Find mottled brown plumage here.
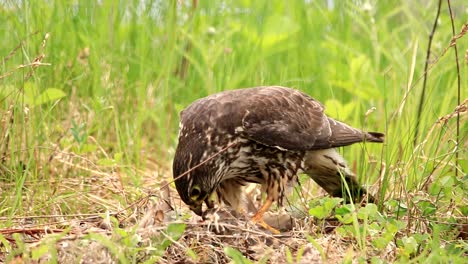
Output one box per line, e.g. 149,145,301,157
173,86,384,230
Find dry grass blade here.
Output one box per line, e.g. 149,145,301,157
1,31,39,64
0,32,50,81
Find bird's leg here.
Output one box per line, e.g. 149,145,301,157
251,197,280,234
251,197,272,222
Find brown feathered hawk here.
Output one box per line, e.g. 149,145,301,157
173,86,384,232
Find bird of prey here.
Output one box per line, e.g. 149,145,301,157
173,86,384,232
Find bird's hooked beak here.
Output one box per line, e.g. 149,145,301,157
189,191,217,217
204,191,218,209
189,203,203,216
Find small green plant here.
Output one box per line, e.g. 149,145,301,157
70,120,88,150
225,247,254,264
23,82,66,107
308,197,343,219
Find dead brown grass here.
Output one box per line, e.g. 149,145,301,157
0,159,396,264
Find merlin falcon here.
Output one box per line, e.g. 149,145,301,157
173,86,384,232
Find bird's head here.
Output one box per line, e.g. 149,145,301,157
173,167,218,217
172,125,220,217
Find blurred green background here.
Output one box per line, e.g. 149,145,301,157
0,0,466,262
0,0,466,220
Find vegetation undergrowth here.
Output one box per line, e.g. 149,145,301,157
0,0,466,263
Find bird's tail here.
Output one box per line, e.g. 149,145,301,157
365,132,385,143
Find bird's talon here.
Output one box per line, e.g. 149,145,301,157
252,218,281,234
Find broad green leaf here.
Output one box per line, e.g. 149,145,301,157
400,236,418,255
357,203,379,220
166,223,186,240
309,205,327,219
161,223,186,250
335,205,352,216
372,237,390,250
23,83,66,106
336,213,353,224
323,197,343,212
35,88,66,106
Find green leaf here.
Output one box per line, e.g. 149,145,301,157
161,223,186,250
412,233,429,243
186,248,199,261
400,236,418,255
335,203,354,224
417,200,436,216
461,205,468,216
35,88,66,106
357,203,379,220
31,244,50,260
309,205,327,219
23,82,66,106
335,205,352,216
167,223,186,239
224,247,252,264
386,199,407,216
387,218,407,232
76,143,97,153
323,197,342,212
372,237,390,250
336,213,353,224
309,197,342,219
370,256,386,264
114,152,124,163
97,158,117,166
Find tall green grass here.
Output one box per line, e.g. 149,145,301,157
0,0,466,262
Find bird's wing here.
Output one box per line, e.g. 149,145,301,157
236,87,329,151
180,86,384,151
238,87,383,150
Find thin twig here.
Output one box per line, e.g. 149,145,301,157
446,0,461,179
160,141,238,189
414,0,442,146
0,213,113,221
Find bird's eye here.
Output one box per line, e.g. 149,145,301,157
190,185,201,201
